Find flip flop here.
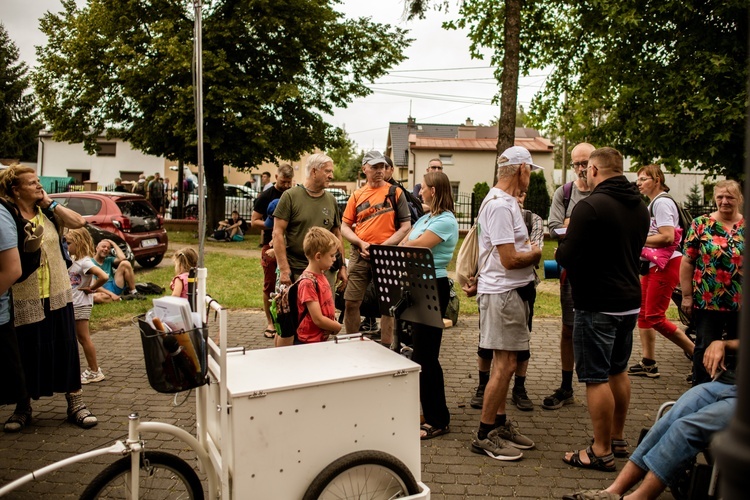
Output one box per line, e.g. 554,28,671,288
263,329,276,339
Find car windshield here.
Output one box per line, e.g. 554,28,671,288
116,200,159,233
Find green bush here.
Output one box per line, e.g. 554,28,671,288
472,182,490,215
525,171,551,219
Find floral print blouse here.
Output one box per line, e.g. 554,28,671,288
683,214,744,311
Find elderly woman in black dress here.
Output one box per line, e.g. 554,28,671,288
1,165,97,431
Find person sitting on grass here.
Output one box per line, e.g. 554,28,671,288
217,210,248,241
92,239,144,303
277,227,342,347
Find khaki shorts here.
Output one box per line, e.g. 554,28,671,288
478,291,530,351
343,248,371,302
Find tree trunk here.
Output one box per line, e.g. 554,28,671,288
204,147,225,235
494,0,522,185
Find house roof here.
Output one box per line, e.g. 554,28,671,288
409,135,553,153
387,122,459,166
386,121,552,166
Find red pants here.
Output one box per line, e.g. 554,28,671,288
638,256,681,336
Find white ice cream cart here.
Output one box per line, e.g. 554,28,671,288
198,316,430,499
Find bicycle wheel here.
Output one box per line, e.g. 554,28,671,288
303,450,420,500
80,451,204,500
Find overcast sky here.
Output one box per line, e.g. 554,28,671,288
2,0,547,153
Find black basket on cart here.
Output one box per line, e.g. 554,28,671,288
136,315,209,393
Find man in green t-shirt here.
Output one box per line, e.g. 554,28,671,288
272,154,347,293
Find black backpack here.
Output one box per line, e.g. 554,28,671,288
0,198,42,283
271,274,318,340
387,181,424,227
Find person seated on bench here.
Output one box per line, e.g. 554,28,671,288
563,338,738,500
92,240,143,303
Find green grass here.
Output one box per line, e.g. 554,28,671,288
91,233,566,331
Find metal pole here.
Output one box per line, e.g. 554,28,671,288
194,0,205,268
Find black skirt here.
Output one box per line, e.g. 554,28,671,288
15,300,81,400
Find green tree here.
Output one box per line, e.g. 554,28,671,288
685,183,703,214
328,130,362,182
528,1,747,179
0,23,42,162
34,0,410,230
472,181,490,217
524,171,550,219
408,0,563,185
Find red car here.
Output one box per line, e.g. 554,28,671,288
50,192,168,268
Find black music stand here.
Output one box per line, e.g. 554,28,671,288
369,245,444,332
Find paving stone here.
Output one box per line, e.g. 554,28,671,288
0,312,686,498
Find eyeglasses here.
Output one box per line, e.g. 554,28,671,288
583,164,598,174
571,160,588,168
428,165,443,171
636,177,652,183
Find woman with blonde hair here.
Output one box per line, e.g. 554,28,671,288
0,165,98,432
681,179,744,385
629,164,694,380
401,171,458,440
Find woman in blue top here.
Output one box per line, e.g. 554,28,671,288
401,171,459,440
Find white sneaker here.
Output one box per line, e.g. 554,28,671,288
81,368,105,385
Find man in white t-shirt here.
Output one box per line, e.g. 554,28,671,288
464,146,542,461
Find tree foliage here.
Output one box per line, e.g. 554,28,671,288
328,130,362,181
408,0,565,185
528,0,748,179
524,171,550,219
34,0,410,229
0,23,42,162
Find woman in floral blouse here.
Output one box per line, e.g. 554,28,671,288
680,180,744,385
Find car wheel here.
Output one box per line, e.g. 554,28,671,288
136,254,164,268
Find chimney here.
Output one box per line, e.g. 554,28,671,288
457,117,477,139
407,116,416,128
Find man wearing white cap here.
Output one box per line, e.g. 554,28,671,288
341,150,411,346
466,145,542,461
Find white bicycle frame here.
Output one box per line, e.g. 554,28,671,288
0,268,222,500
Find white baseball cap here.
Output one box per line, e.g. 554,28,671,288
496,146,543,171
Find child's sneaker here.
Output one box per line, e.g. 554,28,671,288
81,368,105,385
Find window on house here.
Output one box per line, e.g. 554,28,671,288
120,172,142,183
96,142,117,157
67,170,91,184
439,154,453,165
451,182,460,199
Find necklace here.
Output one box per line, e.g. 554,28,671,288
303,185,324,195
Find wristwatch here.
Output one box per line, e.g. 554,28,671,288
47,200,59,211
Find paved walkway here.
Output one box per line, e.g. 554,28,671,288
0,311,690,499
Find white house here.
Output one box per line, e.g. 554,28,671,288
37,131,166,186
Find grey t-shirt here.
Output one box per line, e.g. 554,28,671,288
0,205,17,324
547,181,591,239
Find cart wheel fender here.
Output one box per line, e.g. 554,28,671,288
303,449,419,500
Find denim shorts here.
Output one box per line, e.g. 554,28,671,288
573,310,636,383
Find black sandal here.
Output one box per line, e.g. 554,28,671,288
562,446,616,472
3,408,32,433
420,424,450,440
263,329,276,339
611,439,629,458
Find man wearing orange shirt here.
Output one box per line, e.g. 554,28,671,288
341,150,411,346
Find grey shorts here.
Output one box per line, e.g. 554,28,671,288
478,291,530,352
74,304,93,321
560,277,574,327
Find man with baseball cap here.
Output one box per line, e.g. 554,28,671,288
341,150,411,346
464,145,542,461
